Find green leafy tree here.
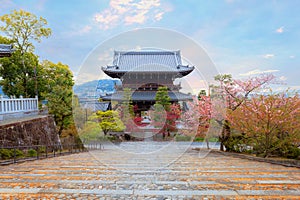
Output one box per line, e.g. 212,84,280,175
79,121,103,143
0,50,39,97
119,88,134,132
96,110,125,135
40,60,74,136
0,35,12,44
73,95,93,130
153,86,172,137
155,86,171,111
0,9,51,54
0,9,51,97
198,89,207,100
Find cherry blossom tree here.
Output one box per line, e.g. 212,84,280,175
228,93,300,158
181,98,201,137
166,103,181,134
181,94,225,148
213,73,276,151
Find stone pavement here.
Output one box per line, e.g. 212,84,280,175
0,142,299,199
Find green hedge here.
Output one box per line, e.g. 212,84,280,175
27,149,37,157
175,135,192,141
0,149,12,159
193,137,219,142
0,149,24,159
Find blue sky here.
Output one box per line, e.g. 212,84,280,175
1,0,299,92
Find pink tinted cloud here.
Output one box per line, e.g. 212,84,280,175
94,0,167,30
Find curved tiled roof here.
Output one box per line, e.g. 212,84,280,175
0,44,14,57
102,50,194,78
113,50,182,70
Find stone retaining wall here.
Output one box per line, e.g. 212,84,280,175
0,115,60,147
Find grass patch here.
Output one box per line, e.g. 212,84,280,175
175,135,192,141
193,137,219,142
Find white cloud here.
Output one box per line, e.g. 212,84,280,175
271,85,300,93
65,25,92,36
78,25,92,35
94,9,119,30
276,26,284,33
239,69,279,76
154,12,164,21
93,0,167,30
279,76,287,81
263,54,274,59
134,45,142,50
124,10,148,24
289,55,295,59
98,52,112,62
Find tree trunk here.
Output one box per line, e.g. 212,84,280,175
205,138,210,149
219,120,231,151
220,141,224,151
57,115,66,136
57,123,64,136
22,56,28,97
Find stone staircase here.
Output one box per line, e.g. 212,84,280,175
0,142,299,199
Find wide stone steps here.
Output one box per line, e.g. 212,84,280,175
0,142,299,199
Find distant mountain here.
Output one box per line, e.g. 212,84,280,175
73,79,121,98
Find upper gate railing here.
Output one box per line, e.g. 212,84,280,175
0,96,38,114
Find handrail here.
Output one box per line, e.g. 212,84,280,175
0,96,38,114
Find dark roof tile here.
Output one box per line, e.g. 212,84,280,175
0,44,14,57
103,50,194,74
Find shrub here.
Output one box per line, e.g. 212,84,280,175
0,149,25,159
289,147,300,159
0,149,13,159
194,137,219,142
106,135,123,143
194,137,204,142
175,135,192,141
281,145,300,159
38,146,46,153
14,149,24,158
27,149,37,157
208,138,219,142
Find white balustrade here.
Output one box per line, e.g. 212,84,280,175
0,96,38,114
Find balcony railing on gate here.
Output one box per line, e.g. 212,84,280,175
0,96,38,114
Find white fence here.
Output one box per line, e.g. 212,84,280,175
0,96,39,114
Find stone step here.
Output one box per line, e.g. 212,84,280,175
0,142,299,199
